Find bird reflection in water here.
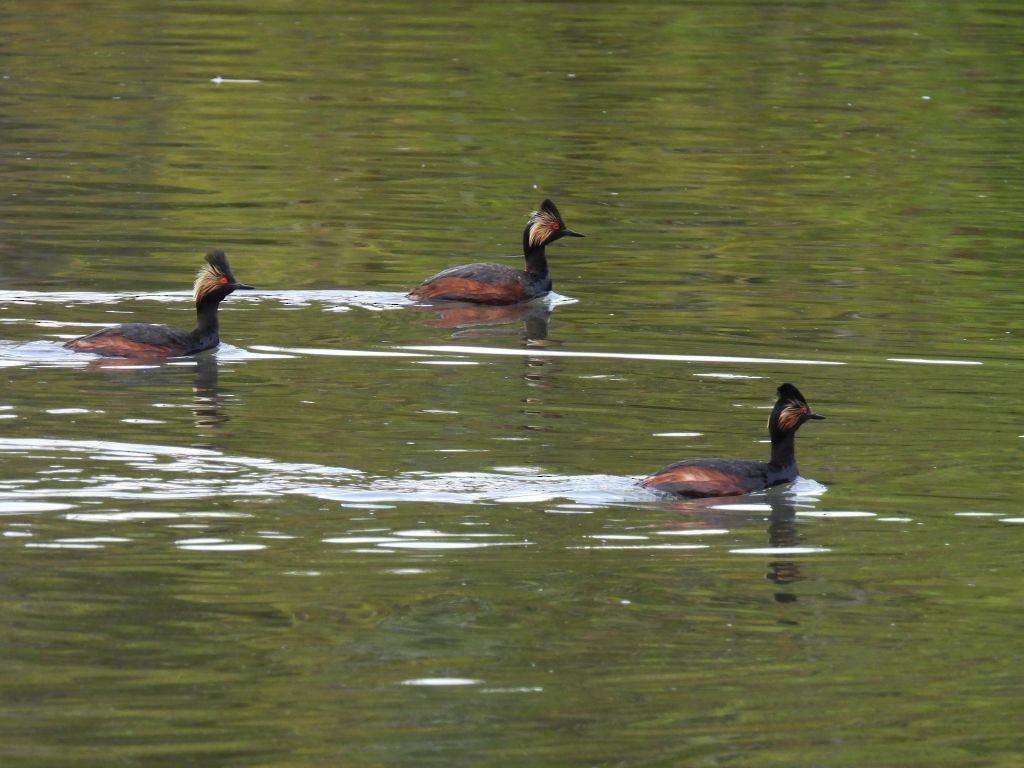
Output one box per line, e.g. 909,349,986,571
414,298,560,432
763,495,802,602
88,352,231,440
652,490,813,603
190,352,229,432
411,296,552,346
413,297,552,343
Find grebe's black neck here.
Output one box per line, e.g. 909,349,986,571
188,295,225,349
522,228,549,279
769,428,798,472
194,295,224,332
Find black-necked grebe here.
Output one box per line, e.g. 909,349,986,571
641,384,824,498
408,198,583,304
64,250,253,358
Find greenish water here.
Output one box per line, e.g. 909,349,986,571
2,2,1023,766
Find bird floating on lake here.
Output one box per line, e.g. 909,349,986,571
64,250,253,358
408,198,583,305
641,383,824,499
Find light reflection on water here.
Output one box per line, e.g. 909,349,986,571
0,435,666,504
0,291,1002,374
0,289,573,362
1,289,1017,576
0,293,1015,570
0,434,841,555
0,289,413,309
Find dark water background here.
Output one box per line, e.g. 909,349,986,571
2,2,1023,766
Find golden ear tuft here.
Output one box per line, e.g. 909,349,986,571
193,262,225,302
776,403,807,432
528,206,562,248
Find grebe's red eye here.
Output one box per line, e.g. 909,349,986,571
218,276,229,284
551,222,561,230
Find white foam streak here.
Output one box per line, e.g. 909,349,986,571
400,345,844,366
888,357,982,366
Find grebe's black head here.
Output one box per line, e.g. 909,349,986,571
768,383,824,439
194,250,254,305
524,199,584,251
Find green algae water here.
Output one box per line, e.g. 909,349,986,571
2,2,1023,766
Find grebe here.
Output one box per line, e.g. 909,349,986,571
641,383,824,498
64,250,253,358
408,198,583,304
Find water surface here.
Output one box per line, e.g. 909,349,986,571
2,2,1023,766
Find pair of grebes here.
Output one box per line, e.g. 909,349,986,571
64,199,824,500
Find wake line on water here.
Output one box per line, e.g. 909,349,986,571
0,436,826,507
0,289,413,309
0,436,642,505
1,291,988,367
400,344,845,366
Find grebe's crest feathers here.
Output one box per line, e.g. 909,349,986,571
194,249,238,303
539,198,561,219
527,199,567,248
777,383,809,408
